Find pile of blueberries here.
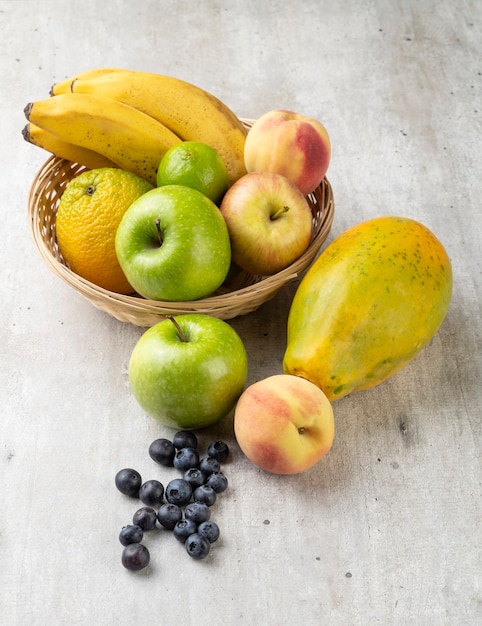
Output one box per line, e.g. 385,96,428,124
115,430,229,571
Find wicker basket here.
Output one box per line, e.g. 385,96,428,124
27,121,334,326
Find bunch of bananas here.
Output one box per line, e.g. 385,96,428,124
23,68,248,186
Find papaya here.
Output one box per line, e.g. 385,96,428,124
283,216,452,401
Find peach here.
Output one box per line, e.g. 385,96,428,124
244,109,331,196
233,374,335,475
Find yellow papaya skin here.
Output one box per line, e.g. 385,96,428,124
283,216,452,401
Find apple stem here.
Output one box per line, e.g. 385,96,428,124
167,315,187,342
155,218,163,246
271,205,290,220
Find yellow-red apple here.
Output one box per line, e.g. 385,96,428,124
233,374,335,474
244,109,331,196
219,171,313,276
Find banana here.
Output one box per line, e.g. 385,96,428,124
69,69,248,185
24,93,181,184
50,68,118,96
22,122,118,170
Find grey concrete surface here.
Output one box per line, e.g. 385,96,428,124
2,1,481,624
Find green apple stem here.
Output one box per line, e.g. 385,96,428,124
167,315,187,342
155,218,163,246
271,206,290,220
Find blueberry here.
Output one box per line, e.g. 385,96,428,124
138,479,164,507
197,520,220,544
115,468,142,497
173,447,199,471
121,543,150,571
119,524,144,546
173,430,198,450
184,501,211,525
165,478,193,507
173,519,198,543
183,467,205,490
199,456,220,476
206,471,228,494
149,438,175,467
157,503,182,530
207,440,230,462
132,506,158,531
193,484,217,507
185,533,211,560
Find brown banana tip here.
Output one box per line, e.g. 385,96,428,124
70,79,76,92
24,102,33,119
49,84,55,96
21,124,30,141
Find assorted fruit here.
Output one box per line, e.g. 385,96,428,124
24,68,331,300
115,431,230,569
24,69,453,571
26,68,247,185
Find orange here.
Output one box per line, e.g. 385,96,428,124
156,141,230,204
56,168,153,293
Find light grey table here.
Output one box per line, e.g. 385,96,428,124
2,1,480,624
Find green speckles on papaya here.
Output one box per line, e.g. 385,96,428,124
333,384,346,396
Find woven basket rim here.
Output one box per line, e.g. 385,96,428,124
27,119,335,323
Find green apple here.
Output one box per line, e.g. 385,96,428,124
128,314,248,429
115,185,231,301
